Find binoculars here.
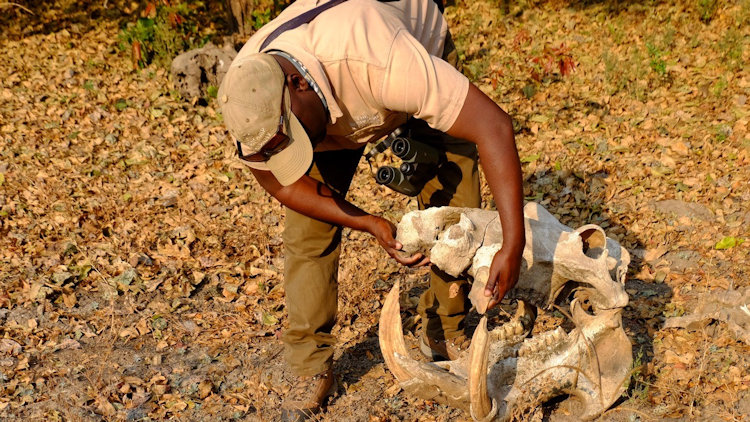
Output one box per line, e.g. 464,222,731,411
374,130,442,196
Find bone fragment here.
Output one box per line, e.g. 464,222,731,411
395,353,470,410
664,286,750,345
431,213,482,277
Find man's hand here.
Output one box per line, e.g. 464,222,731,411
250,169,429,267
366,216,430,267
484,247,522,310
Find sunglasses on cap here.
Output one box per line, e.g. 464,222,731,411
236,87,291,163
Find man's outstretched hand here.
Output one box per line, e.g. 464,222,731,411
366,215,430,267
484,247,523,310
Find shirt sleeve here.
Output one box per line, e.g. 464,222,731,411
379,29,470,132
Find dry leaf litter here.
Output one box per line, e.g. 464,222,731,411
0,0,748,420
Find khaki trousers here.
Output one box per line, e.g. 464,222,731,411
282,124,479,376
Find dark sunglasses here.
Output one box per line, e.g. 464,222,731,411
236,88,291,163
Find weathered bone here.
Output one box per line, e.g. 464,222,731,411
380,288,632,420
380,203,633,420
397,202,630,312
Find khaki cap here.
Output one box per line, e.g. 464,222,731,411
218,53,313,186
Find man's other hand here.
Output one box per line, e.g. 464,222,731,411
367,216,430,267
484,247,522,310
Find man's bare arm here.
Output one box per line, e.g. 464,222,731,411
446,83,526,309
249,168,429,266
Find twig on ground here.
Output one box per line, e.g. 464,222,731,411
0,2,34,14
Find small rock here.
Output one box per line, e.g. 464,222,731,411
56,338,82,351
115,268,138,288
650,199,714,221
171,42,237,100
137,253,153,266
126,408,148,422
51,271,73,285
0,339,22,356
663,250,700,273
161,189,179,207
181,320,199,334
261,213,279,225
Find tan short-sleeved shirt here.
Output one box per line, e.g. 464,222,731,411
235,0,470,151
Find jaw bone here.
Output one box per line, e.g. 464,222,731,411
484,300,632,420
380,283,632,421
382,202,633,420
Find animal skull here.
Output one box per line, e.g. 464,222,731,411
379,203,633,420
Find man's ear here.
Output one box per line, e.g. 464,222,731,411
286,73,310,92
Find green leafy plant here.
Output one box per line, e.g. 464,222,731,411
715,236,744,250
118,1,210,69
697,0,719,23
252,8,273,30
625,348,649,401
711,76,728,96
646,42,667,76
718,28,744,71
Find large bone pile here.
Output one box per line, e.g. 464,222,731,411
379,202,633,421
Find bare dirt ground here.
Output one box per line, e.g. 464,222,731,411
1,0,748,421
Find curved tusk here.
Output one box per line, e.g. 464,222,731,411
378,281,412,382
469,317,495,421
379,282,472,409
471,398,498,422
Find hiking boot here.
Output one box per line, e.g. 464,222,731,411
280,368,338,422
419,331,471,361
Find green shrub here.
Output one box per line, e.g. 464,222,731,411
697,0,718,23
118,1,211,69
646,42,667,76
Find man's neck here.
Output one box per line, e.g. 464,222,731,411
269,50,329,120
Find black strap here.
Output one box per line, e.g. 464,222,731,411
259,0,445,51
259,0,348,51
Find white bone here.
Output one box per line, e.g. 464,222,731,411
381,203,633,420
396,202,630,312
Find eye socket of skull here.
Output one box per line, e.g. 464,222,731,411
579,227,607,259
